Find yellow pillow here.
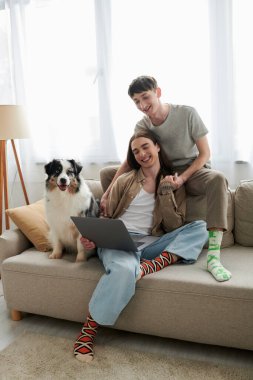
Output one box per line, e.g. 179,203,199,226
6,199,52,252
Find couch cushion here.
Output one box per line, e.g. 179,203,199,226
234,180,253,246
2,246,253,350
3,246,251,301
6,200,51,252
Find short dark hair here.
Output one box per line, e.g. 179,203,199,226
128,76,158,98
127,127,172,196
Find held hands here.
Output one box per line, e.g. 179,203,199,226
80,236,96,250
161,173,184,190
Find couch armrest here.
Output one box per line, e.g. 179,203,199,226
0,229,32,274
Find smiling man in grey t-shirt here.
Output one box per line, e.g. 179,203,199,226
135,104,211,169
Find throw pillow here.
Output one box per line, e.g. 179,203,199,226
234,180,253,246
6,199,51,252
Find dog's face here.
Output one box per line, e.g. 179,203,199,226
44,159,82,192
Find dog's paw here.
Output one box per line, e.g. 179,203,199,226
49,252,62,259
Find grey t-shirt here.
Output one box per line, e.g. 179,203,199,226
135,104,210,168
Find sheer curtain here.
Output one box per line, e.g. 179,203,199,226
208,0,236,164
1,0,119,165
1,0,253,183
110,0,253,178
232,0,253,163
110,0,211,161
208,0,253,184
208,0,253,163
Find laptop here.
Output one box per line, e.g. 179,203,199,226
71,216,159,252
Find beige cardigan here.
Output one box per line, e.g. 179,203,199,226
107,169,186,236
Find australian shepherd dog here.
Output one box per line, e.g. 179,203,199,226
44,159,99,262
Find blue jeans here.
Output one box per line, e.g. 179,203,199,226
89,220,207,325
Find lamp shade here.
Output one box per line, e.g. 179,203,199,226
0,105,30,140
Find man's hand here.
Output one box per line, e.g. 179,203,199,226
162,173,184,190
80,237,96,250
100,192,109,217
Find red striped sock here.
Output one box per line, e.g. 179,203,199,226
140,251,175,278
74,314,99,362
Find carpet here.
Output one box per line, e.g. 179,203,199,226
0,332,252,380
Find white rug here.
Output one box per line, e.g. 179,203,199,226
0,332,252,380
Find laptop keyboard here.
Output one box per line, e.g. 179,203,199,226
131,235,146,247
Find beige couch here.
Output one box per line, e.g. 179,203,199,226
1,179,253,351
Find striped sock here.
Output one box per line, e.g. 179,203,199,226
140,251,176,278
207,231,231,282
74,314,99,362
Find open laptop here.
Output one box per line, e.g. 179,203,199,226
71,216,159,252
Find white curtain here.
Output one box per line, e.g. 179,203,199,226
208,0,236,164
1,0,253,177
0,0,27,105
1,0,119,165
110,0,212,161
208,0,253,165
232,0,253,163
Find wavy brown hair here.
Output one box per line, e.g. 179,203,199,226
127,128,172,196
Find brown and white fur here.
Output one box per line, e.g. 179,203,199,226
44,159,99,262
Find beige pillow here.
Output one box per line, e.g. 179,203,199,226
6,199,52,252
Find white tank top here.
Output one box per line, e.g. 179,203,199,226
119,188,155,235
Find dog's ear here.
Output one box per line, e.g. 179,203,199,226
44,161,53,175
69,160,82,175
44,159,59,175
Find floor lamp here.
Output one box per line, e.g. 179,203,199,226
0,105,30,235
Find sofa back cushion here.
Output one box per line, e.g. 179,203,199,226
234,180,253,246
85,179,103,200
